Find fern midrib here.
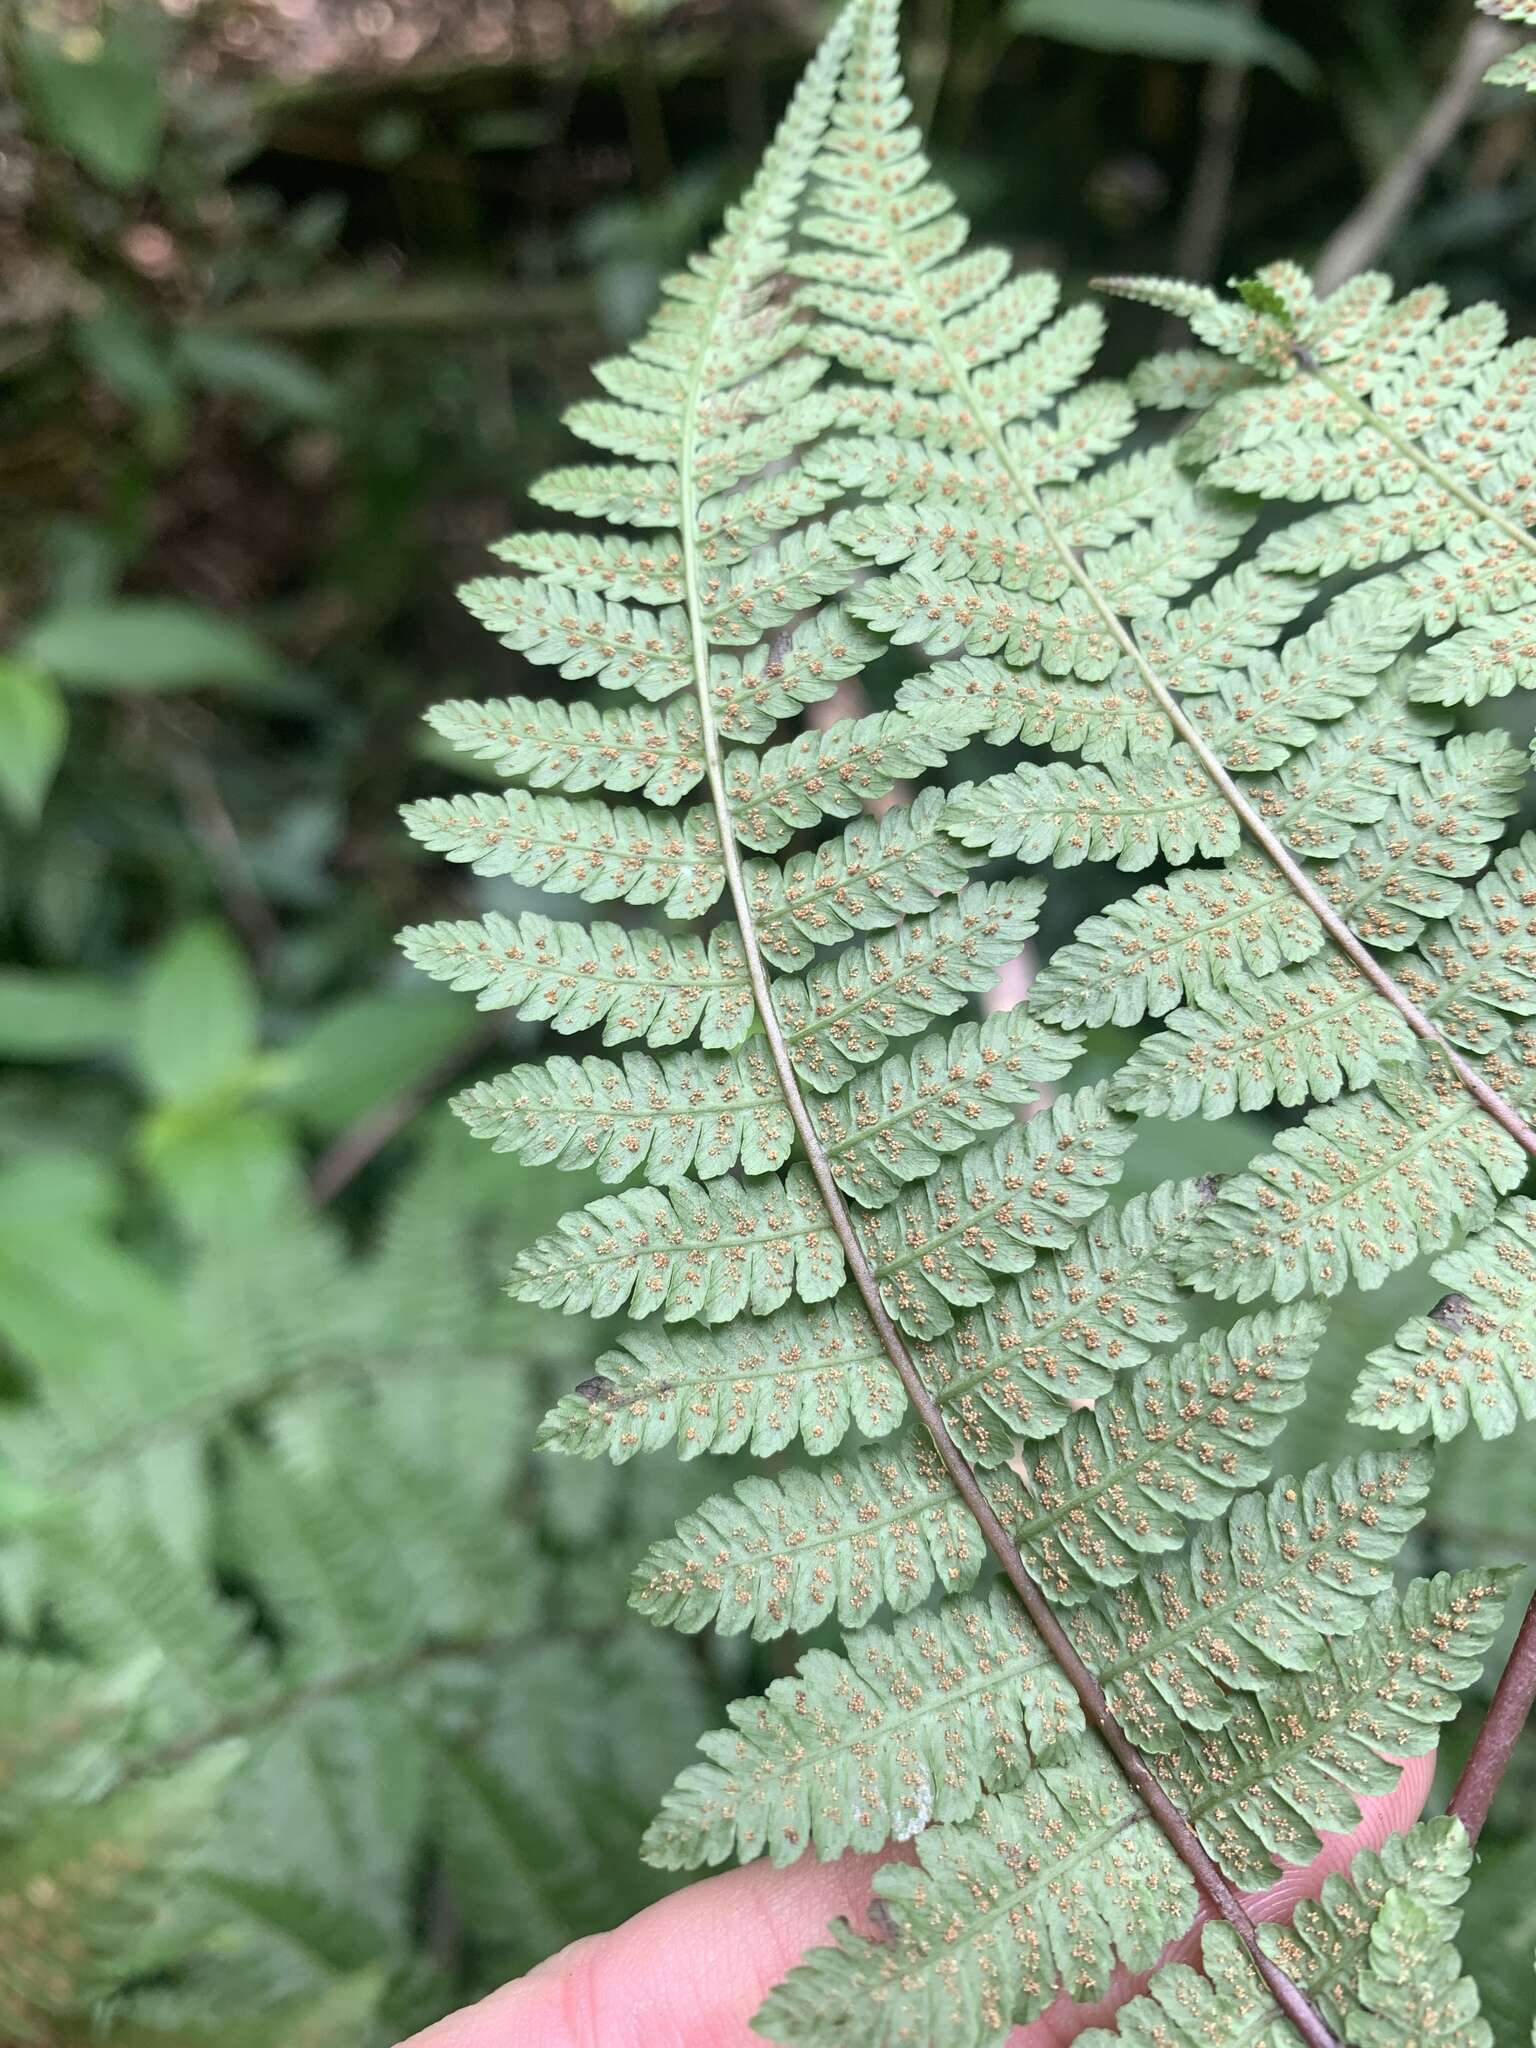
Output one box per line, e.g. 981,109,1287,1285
883,226,1536,1163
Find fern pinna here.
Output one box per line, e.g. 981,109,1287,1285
402,3,1536,2043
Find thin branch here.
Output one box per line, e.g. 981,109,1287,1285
1448,1579,1536,1844
1170,0,1258,288
308,1024,494,1205
1314,13,1515,294
133,1628,530,1778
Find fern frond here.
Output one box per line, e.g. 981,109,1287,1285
634,1305,1313,1639
1065,1448,1430,1748
1345,1883,1491,2048
426,694,706,805
1078,1818,1481,2048
915,1179,1197,1459
642,1586,1080,1870
772,878,1045,1090
653,1447,1428,1875
535,1296,906,1462
398,910,754,1049
392,7,1536,2042
1028,858,1322,1028
1352,1194,1536,1441
1109,959,1417,1119
895,652,1172,762
1179,1064,1527,1301
1311,730,1525,951
758,1742,1199,2048
452,1043,792,1185
759,1571,1508,2048
806,1008,1079,1206
540,1176,1193,1469
1010,1307,1323,1602
463,1008,1073,1199
1164,1569,1512,1883
630,1431,1027,1639
943,747,1239,870
724,711,963,851
856,1083,1135,1337
741,784,978,970
511,1164,844,1323
401,791,725,919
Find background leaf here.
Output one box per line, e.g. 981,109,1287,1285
22,602,282,696
1011,0,1316,87
0,662,68,827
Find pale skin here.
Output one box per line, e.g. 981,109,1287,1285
404,1750,1434,2048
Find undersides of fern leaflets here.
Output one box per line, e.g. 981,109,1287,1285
402,3,1536,2043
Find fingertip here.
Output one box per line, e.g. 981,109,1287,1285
397,1851,898,2048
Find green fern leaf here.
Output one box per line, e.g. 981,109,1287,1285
1077,1818,1479,2048
895,652,1172,762
1352,1194,1536,1441
1010,1306,1323,1601
1179,1065,1528,1301
630,1431,1029,1639
943,747,1239,870
535,1296,906,1463
643,1586,1080,1870
459,1008,1073,1199
742,784,979,970
400,791,724,919
1065,1448,1430,1748
755,1743,1200,2048
758,1571,1507,2048
1346,1883,1492,2048
857,1083,1135,1337
425,694,706,805
1028,857,1322,1028
807,1008,1079,1206
914,1178,1197,1460
540,1176,1193,1469
511,1164,844,1323
773,879,1045,1091
397,910,754,1049
452,1044,792,1185
1110,958,1417,1119
724,711,963,852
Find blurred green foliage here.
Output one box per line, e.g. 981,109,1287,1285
2,0,1536,2040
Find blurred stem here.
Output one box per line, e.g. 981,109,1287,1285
1170,0,1258,287
618,29,674,192
1314,12,1515,293
1449,1581,1536,1844
308,1024,494,1204
909,0,954,130
158,713,283,972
